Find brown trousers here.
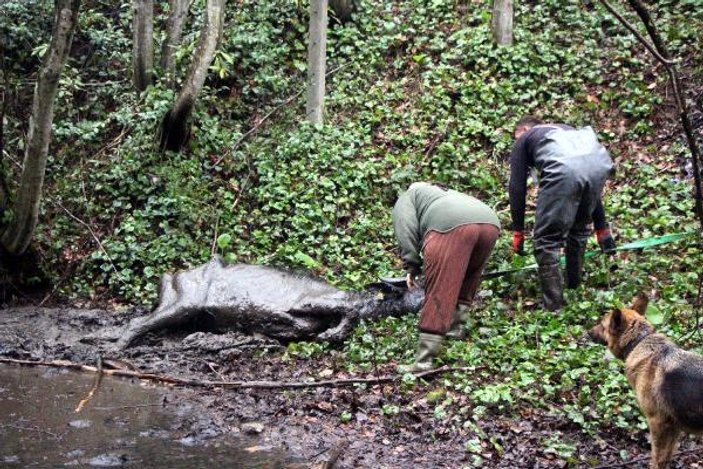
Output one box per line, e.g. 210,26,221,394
419,223,500,335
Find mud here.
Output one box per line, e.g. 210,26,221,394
0,364,298,467
1,306,702,468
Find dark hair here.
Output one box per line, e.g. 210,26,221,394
514,115,543,133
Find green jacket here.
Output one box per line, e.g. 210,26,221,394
392,182,500,274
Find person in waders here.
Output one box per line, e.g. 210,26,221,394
509,116,614,312
392,182,501,372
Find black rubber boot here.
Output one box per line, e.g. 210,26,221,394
446,304,471,340
565,243,586,289
538,263,564,312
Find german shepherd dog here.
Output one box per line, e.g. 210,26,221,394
589,295,703,468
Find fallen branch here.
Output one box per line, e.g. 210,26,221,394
421,119,452,163
90,126,130,160
0,357,479,390
0,424,61,439
92,403,164,411
57,202,126,285
593,445,703,468
75,356,103,412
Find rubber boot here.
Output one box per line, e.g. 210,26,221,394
397,332,444,373
446,304,471,340
565,243,586,289
538,263,564,312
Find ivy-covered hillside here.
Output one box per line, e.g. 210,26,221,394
1,0,698,300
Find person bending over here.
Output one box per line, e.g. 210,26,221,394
509,116,614,311
392,182,501,372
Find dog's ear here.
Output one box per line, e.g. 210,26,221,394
609,308,626,335
631,293,648,316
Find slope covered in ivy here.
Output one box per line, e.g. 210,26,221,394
2,0,699,300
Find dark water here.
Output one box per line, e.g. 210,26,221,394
0,365,299,468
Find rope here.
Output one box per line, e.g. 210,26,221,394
481,231,697,278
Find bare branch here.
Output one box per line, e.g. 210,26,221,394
597,0,673,66
213,63,349,166
57,202,126,285
598,0,703,231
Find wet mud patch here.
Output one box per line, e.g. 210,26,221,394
0,364,300,467
1,306,702,468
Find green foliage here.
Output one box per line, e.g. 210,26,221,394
285,341,329,359
3,0,697,302
339,410,353,423
542,435,577,461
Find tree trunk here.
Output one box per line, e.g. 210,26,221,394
306,0,327,125
492,0,513,46
159,0,189,88
132,0,154,92
0,66,6,217
1,0,80,255
158,0,224,152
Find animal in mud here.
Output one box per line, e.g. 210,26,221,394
118,257,423,349
588,294,703,469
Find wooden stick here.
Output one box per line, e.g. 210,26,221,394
92,403,164,411
56,202,126,285
0,424,61,439
75,356,103,412
0,357,478,390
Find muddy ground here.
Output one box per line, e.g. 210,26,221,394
0,306,700,468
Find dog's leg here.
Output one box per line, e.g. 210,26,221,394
648,417,680,469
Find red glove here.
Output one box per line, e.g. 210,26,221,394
512,231,525,255
595,228,616,253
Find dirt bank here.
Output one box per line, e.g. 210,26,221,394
1,306,700,468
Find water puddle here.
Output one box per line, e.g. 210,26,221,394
0,364,300,467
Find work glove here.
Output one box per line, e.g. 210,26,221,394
595,228,617,253
512,231,525,255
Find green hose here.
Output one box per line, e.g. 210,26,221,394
481,231,698,279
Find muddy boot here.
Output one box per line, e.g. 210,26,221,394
565,244,586,289
538,263,564,312
446,304,471,340
397,332,444,373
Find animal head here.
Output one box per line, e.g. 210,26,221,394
588,294,651,358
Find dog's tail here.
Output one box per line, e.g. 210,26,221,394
632,293,649,316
